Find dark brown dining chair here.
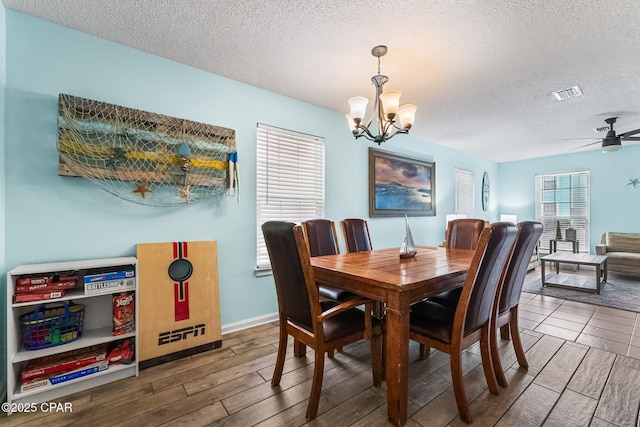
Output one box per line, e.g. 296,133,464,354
340,218,372,253
409,222,517,424
261,221,382,421
302,219,354,302
339,218,386,320
445,218,487,250
429,218,487,307
491,221,543,387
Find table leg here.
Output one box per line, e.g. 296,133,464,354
596,264,601,294
541,259,546,286
385,291,410,426
604,260,608,282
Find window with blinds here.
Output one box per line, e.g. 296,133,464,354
535,170,590,253
454,168,475,217
256,124,325,272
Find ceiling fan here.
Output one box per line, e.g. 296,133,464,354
567,117,640,152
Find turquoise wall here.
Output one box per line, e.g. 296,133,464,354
3,11,498,333
0,0,6,394
498,145,640,252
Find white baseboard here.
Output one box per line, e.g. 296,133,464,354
221,312,278,335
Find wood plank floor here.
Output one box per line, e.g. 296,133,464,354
6,296,640,426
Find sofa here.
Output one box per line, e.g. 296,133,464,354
596,232,640,277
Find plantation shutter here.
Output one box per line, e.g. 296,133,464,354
454,168,475,217
256,124,325,272
535,170,590,253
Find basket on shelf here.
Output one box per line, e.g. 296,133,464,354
20,301,85,350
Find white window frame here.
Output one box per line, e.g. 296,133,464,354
535,170,590,253
256,124,325,274
454,168,475,217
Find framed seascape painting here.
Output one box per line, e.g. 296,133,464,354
369,148,436,217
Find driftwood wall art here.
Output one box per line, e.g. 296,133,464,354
57,94,238,206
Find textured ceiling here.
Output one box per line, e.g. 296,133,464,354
4,0,640,162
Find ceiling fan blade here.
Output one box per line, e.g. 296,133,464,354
622,136,640,141
562,137,600,141
620,128,640,138
570,140,601,151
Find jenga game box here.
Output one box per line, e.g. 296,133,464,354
113,292,135,336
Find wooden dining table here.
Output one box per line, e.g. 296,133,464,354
310,245,475,427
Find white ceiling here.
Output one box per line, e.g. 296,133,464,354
4,0,640,162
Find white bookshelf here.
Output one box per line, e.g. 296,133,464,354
6,257,139,411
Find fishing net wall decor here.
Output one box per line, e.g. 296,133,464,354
57,94,238,206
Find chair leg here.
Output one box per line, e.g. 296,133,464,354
450,351,472,424
480,325,499,395
328,349,335,359
272,324,288,386
490,320,508,388
306,348,325,421
294,338,307,357
509,307,529,369
419,343,431,360
370,327,383,387
500,324,510,340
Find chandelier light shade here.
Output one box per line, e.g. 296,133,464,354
346,45,417,144
348,96,369,121
397,104,418,129
379,90,401,118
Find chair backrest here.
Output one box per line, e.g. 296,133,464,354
302,219,340,257
455,222,518,335
498,221,543,313
445,218,486,250
340,218,372,253
262,221,319,332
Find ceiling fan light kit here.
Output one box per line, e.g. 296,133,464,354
602,140,622,152
346,45,416,144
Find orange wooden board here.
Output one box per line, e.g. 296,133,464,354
136,241,222,363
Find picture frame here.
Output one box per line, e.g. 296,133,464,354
369,148,436,217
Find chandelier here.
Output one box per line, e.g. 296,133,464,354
346,45,417,144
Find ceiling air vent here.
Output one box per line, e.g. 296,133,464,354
552,86,583,101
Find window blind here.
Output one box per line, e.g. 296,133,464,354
454,168,475,217
535,170,590,253
256,124,325,272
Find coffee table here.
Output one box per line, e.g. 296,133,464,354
540,252,608,294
